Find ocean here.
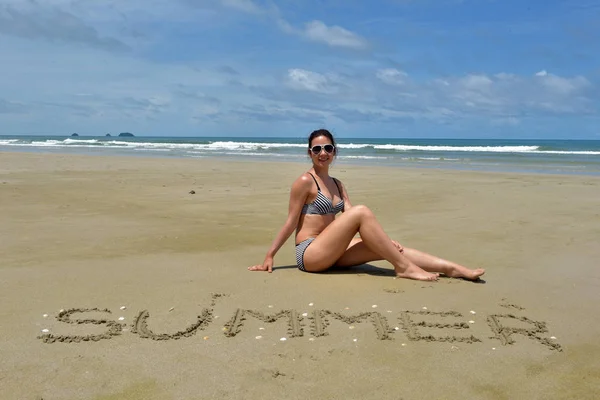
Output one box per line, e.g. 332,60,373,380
1,135,600,176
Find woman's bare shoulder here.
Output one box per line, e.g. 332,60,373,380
291,172,314,191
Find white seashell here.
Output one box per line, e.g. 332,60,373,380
259,327,265,330
401,343,407,346
422,307,428,310
118,317,125,321
309,303,314,306
349,326,355,330
468,320,475,324
372,305,378,308
41,329,49,333
255,336,262,339
344,307,350,310
470,310,476,314
268,305,273,308
42,314,48,318
550,336,557,340
280,337,287,341
302,313,308,317
214,316,219,319
492,347,496,350
120,306,126,310
59,309,65,313
394,327,400,331
309,338,315,341
353,339,358,342
169,307,175,312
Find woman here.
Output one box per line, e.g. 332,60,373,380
248,129,485,281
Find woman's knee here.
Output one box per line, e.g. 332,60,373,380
348,204,374,218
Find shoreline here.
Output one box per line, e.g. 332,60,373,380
2,152,599,399
3,147,600,178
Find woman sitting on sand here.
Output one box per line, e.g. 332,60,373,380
249,129,485,281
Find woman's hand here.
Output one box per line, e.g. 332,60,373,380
248,257,274,273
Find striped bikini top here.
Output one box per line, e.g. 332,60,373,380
301,172,345,215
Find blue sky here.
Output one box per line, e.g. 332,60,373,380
0,0,599,139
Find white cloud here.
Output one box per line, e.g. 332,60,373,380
535,72,590,95
535,70,548,77
376,68,408,85
492,116,520,126
286,69,335,93
303,20,368,49
219,0,262,14
459,74,493,90
0,4,129,51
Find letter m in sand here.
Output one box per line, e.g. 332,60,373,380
310,310,392,340
223,309,304,338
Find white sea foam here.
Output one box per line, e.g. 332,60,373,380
339,155,388,160
2,139,599,156
373,144,540,152
208,141,304,150
340,143,372,149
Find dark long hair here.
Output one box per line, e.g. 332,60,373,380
307,129,338,156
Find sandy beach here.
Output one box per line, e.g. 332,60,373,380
1,151,599,400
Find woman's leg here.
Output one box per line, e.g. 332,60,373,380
401,248,485,280
335,239,485,280
302,205,438,281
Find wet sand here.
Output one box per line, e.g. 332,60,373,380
1,151,599,399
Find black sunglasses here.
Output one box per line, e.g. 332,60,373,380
310,144,335,155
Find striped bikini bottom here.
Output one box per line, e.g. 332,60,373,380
295,237,315,272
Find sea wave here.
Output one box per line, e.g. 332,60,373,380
2,138,600,156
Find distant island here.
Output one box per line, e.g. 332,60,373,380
118,132,135,137
106,134,111,137
71,133,79,137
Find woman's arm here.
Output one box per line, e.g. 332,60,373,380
249,175,311,272
337,179,353,211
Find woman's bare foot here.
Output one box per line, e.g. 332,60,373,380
396,265,439,281
446,266,485,281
